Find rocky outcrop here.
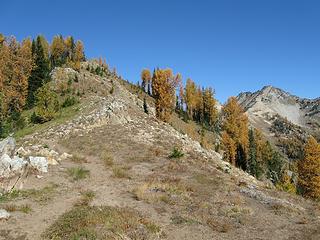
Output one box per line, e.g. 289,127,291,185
0,209,10,220
0,137,55,192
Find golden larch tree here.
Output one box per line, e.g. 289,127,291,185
298,136,320,199
221,131,237,164
185,78,197,119
152,68,181,121
73,40,85,71
0,37,33,115
222,97,249,168
50,35,66,67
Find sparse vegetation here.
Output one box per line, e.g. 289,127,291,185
61,96,78,108
71,154,87,163
100,151,114,167
169,147,184,159
1,204,32,214
42,206,161,240
0,183,58,204
76,190,95,206
133,179,191,204
67,167,90,181
112,166,130,179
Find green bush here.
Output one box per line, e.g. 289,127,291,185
62,96,77,108
276,175,297,194
169,147,184,159
34,84,60,123
0,112,26,138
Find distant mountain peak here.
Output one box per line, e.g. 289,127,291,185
237,85,320,130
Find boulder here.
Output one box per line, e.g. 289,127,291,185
0,154,28,178
10,156,28,173
29,156,48,173
0,209,10,220
0,137,16,157
0,154,12,178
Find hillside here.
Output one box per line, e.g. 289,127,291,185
0,63,320,239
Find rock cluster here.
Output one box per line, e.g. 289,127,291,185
0,137,52,192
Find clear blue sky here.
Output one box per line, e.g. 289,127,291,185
2,0,320,102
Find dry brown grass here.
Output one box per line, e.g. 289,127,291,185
42,205,162,240
100,151,114,167
112,166,130,179
133,179,192,204
71,154,88,163
75,190,96,206
1,204,32,214
67,167,90,181
206,218,232,233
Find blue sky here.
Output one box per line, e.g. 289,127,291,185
2,0,320,102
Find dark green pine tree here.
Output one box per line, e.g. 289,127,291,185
267,146,285,184
247,128,257,177
27,36,50,108
143,97,148,114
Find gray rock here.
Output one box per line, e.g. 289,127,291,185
29,156,48,173
0,209,10,220
0,154,12,177
0,154,27,178
10,156,28,173
0,137,16,157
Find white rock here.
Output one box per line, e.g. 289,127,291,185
60,152,72,160
10,156,28,173
0,137,16,157
16,147,30,157
0,154,11,177
0,209,10,220
29,156,48,173
0,154,28,178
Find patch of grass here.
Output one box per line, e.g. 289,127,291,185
43,144,49,149
206,218,232,233
15,104,80,139
133,180,192,204
194,174,217,185
2,204,32,214
71,154,87,163
171,215,199,225
20,204,32,213
224,206,253,218
42,206,161,240
169,147,184,159
0,190,21,202
67,167,90,181
100,151,114,167
112,166,130,179
0,183,58,205
76,190,96,206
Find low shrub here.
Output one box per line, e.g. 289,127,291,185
169,147,184,159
